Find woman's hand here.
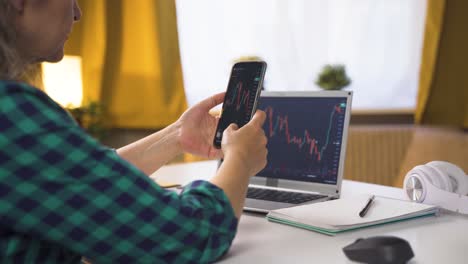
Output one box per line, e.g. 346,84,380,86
209,110,268,217
175,92,225,159
222,110,268,176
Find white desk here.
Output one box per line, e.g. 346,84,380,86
151,161,468,264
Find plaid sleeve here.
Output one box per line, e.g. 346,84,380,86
0,82,238,264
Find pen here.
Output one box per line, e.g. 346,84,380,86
359,195,375,217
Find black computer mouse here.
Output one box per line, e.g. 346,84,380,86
342,236,414,264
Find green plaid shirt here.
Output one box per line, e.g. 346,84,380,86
0,81,238,263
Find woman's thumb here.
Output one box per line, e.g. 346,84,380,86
224,123,239,134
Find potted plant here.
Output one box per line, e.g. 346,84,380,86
316,64,351,90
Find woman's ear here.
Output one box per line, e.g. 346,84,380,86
9,0,26,12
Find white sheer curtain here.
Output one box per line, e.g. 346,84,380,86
176,0,427,110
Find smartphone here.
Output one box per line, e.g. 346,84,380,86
213,61,267,148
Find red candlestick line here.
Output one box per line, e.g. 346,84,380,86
226,82,251,112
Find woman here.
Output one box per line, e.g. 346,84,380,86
0,0,268,263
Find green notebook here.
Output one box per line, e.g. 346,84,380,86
266,195,439,236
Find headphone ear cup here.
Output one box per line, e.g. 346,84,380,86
426,161,468,195
404,166,430,202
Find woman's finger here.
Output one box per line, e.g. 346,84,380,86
197,92,226,111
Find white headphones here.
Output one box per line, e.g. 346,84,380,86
403,161,468,215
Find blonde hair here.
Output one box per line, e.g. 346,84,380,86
0,0,42,85
0,0,22,80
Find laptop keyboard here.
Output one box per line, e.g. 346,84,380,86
246,187,327,204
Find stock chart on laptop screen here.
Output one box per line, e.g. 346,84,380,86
256,96,348,185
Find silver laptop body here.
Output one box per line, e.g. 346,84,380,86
239,90,353,213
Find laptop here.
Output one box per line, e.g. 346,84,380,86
227,90,353,213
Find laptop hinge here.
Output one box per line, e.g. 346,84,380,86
266,178,278,187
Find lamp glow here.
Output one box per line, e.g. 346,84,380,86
42,55,83,108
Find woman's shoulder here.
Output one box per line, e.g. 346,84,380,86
0,80,47,97
0,80,63,110
0,80,74,123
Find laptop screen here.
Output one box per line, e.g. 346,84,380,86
255,94,349,185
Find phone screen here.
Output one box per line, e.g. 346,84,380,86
213,61,267,148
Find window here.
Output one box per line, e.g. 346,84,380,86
176,0,427,110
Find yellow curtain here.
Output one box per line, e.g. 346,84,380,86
64,0,106,104
65,0,187,128
416,0,468,128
